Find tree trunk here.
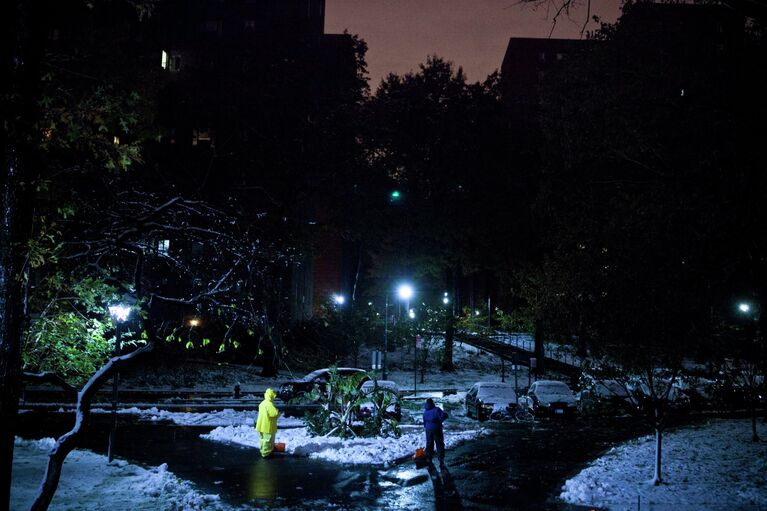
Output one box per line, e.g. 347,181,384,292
441,267,457,372
259,343,278,377
0,150,30,511
30,343,154,511
749,389,760,442
441,315,456,372
652,427,663,486
1,2,44,506
533,319,545,375
350,241,363,305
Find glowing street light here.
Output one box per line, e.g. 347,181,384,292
188,318,201,327
443,292,450,305
108,305,131,323
397,284,414,301
408,309,416,319
739,302,751,313
332,294,346,305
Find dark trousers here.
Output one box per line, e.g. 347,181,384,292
425,428,445,463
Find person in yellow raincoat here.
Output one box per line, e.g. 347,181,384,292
256,388,280,458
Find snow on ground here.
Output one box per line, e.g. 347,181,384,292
202,424,486,466
383,340,533,393
90,407,305,428
11,437,229,511
118,341,537,395
560,419,767,510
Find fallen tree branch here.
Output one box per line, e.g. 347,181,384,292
30,341,154,511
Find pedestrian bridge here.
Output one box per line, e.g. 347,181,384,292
457,330,584,373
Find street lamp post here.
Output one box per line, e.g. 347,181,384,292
383,294,389,379
107,304,130,462
382,283,415,380
737,301,764,436
414,334,421,399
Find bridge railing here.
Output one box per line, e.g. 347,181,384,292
484,331,585,368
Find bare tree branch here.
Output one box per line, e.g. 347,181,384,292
22,372,77,398
30,342,154,511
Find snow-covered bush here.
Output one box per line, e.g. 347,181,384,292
303,367,400,439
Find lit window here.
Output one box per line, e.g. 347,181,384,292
162,51,181,72
158,239,170,255
113,136,120,145
192,129,214,147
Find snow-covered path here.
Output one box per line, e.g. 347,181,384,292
202,424,486,466
11,438,228,511
560,419,767,510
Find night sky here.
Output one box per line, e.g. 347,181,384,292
326,0,621,86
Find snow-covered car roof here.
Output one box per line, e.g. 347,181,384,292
473,382,517,400
301,367,366,382
594,380,630,398
532,380,576,404
533,381,573,394
360,380,399,392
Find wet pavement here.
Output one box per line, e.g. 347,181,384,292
377,417,652,511
18,412,651,510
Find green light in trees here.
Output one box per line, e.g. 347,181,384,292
390,190,401,200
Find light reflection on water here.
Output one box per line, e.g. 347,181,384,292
247,457,278,501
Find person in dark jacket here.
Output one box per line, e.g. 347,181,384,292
423,398,449,466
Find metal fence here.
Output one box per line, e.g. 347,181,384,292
489,331,585,368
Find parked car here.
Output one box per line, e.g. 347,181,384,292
465,382,518,421
522,380,577,417
577,379,634,415
356,380,401,421
627,381,691,414
278,367,369,402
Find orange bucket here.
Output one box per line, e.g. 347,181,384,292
274,442,286,453
414,447,425,459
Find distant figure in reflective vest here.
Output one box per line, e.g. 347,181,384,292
423,398,449,466
256,388,280,458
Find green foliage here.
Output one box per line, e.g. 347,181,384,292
304,407,333,436
302,366,398,439
24,275,123,385
359,384,401,438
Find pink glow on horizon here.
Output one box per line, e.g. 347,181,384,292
326,0,620,87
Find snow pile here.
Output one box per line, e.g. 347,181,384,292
202,424,485,466
12,437,228,511
441,391,467,405
560,419,767,510
91,407,304,428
